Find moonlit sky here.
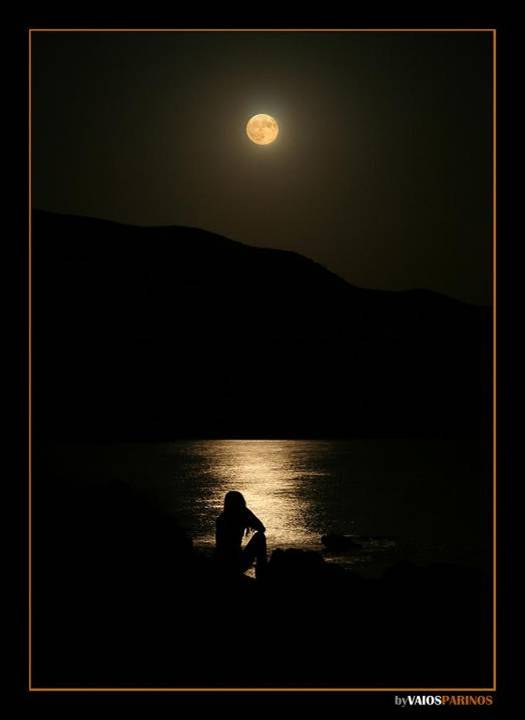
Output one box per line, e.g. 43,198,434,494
31,31,493,304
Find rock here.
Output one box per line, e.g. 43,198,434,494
321,533,362,553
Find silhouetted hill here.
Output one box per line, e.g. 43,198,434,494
32,210,491,440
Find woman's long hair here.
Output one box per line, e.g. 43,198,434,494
223,490,250,536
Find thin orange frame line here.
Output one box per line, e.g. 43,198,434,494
28,27,32,693
492,28,497,693
28,27,497,694
29,687,496,693
29,28,496,32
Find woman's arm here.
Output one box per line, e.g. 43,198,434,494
245,508,265,533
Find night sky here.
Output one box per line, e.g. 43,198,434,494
31,30,493,305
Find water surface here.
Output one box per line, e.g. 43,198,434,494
48,438,489,574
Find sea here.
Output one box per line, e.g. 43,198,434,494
44,437,490,576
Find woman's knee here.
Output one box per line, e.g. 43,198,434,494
252,531,266,548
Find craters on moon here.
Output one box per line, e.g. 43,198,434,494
246,114,279,145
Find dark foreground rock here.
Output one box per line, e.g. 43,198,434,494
32,472,491,689
321,533,363,553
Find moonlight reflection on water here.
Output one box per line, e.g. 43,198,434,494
155,438,484,572
166,440,332,551
49,438,484,573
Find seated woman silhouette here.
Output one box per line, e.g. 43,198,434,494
215,491,267,578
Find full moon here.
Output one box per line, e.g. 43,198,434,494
246,114,279,145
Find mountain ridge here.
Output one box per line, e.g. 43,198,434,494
32,209,483,308
31,210,491,440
